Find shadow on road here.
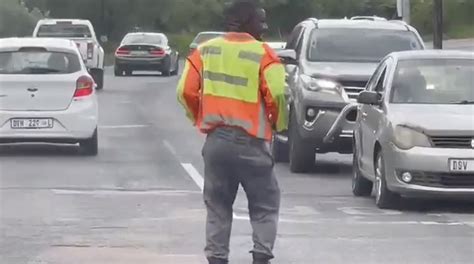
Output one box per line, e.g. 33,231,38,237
0,144,82,157
400,198,474,214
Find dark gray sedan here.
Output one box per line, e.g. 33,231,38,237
114,32,179,76
352,50,474,209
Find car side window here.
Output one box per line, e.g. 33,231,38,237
294,28,306,57
286,25,303,50
375,67,387,93
366,61,386,91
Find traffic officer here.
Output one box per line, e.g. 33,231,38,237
177,1,288,263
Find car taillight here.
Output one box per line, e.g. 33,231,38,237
74,76,94,98
150,48,165,56
87,42,93,59
115,47,130,56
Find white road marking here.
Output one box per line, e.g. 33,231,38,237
99,124,150,129
52,189,200,196
163,140,178,157
181,163,204,192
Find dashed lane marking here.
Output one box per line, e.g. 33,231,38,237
181,163,204,192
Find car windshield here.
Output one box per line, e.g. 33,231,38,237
0,50,81,74
391,58,474,104
308,28,422,62
193,33,224,44
37,24,92,38
122,34,166,45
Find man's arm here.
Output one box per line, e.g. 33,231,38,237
177,51,203,125
259,44,289,132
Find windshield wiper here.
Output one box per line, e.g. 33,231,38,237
22,67,62,74
452,100,474,104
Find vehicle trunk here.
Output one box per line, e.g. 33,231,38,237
119,44,165,58
70,38,93,60
0,74,80,111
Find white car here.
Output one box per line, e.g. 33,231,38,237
0,38,99,155
33,19,105,89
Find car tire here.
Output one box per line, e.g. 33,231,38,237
271,135,289,163
374,150,400,209
124,70,133,76
352,148,373,197
171,58,180,76
91,69,104,90
162,56,172,76
79,129,98,156
114,66,123,77
289,110,314,173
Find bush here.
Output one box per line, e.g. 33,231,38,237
0,0,43,38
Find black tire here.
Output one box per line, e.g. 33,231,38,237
352,148,373,196
114,66,123,77
79,129,98,156
90,69,104,90
124,70,133,76
374,150,400,209
289,110,315,173
161,56,171,76
171,58,180,76
271,135,289,163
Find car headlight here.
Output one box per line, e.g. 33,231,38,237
300,75,343,95
393,125,432,150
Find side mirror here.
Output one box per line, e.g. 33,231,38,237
100,35,108,43
358,91,381,105
189,43,198,49
277,49,298,65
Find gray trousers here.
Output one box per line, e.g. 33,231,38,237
202,127,281,261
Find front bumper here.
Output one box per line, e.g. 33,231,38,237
385,144,474,197
0,97,98,143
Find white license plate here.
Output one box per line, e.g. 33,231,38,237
131,51,148,56
449,159,474,172
10,119,53,129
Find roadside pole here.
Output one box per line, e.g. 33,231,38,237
433,0,443,49
397,0,411,24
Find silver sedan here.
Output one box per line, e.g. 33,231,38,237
352,50,474,209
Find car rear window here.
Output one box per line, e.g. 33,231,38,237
308,28,423,63
193,33,224,45
37,24,92,38
0,50,82,74
122,34,167,45
391,58,474,104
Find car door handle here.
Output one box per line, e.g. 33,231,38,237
361,112,368,118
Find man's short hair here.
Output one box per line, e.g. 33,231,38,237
224,1,258,32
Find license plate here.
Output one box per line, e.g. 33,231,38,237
10,119,53,129
449,159,474,172
131,51,148,56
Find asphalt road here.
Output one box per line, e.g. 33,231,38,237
1,67,473,264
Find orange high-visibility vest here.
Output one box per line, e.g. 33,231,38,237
177,32,288,141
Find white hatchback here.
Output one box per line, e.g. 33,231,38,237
0,38,99,155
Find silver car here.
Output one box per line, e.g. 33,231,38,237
351,50,474,209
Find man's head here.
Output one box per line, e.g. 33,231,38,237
224,1,268,40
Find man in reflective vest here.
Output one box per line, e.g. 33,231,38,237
177,1,288,264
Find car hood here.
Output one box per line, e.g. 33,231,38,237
389,104,474,135
304,62,378,81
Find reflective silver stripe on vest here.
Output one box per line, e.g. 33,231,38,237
257,101,267,139
202,114,253,131
238,51,263,63
201,46,222,56
203,71,248,87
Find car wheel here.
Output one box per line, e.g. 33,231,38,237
171,58,180,76
114,66,123,77
124,70,133,76
289,110,314,173
162,56,171,76
374,150,400,209
91,69,104,90
352,148,373,196
79,129,98,156
271,134,289,163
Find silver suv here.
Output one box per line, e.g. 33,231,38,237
274,17,425,173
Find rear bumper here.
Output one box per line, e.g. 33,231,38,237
115,57,167,69
385,144,474,198
0,97,98,143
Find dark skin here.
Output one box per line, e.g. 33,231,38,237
244,8,268,41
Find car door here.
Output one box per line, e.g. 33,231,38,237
285,25,305,102
358,60,389,175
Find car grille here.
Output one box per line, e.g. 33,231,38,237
409,172,474,188
339,80,367,100
430,136,474,149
